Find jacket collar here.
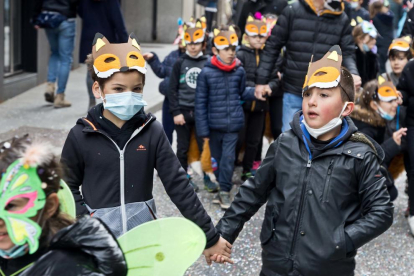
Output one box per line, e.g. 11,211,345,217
301,0,344,17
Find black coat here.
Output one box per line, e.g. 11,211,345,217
237,45,282,112
401,8,414,37
256,0,358,96
61,107,219,248
78,0,128,63
355,46,379,87
216,112,393,276
398,59,414,127
1,217,127,276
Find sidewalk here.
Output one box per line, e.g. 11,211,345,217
0,43,176,136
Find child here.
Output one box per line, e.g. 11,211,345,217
349,0,371,23
351,77,407,200
236,15,281,181
60,33,232,258
213,46,394,274
0,136,127,275
143,19,186,144
384,36,413,86
352,20,379,86
195,26,257,209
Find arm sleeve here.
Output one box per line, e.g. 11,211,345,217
147,52,167,79
380,137,400,165
216,138,279,244
341,23,359,75
154,126,219,248
239,69,255,101
168,60,182,116
107,0,128,42
268,55,283,97
195,70,210,138
397,64,412,107
255,7,291,84
32,0,43,20
60,130,88,216
344,152,394,249
401,8,414,37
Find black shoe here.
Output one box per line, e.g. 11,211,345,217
204,175,219,193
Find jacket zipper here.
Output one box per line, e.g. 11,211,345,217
87,117,152,235
322,159,334,202
290,158,312,258
225,72,230,132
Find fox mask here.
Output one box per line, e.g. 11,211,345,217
213,26,239,50
377,75,398,102
245,15,267,37
184,20,205,45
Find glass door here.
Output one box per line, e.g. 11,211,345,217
4,0,22,76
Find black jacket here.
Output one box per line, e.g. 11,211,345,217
401,8,414,37
1,217,127,276
256,0,358,96
61,106,219,248
237,45,282,112
355,46,379,87
216,112,393,276
397,59,414,127
34,0,79,19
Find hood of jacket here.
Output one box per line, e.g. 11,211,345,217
302,0,344,16
350,104,386,128
49,216,127,275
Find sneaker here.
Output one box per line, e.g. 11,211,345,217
187,175,199,192
204,175,219,193
45,82,55,103
212,193,220,204
241,171,252,182
219,191,232,210
54,93,72,108
409,216,414,236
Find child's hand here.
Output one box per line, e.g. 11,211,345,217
174,114,186,125
393,128,407,146
264,85,272,97
203,237,233,265
255,84,267,101
143,52,154,61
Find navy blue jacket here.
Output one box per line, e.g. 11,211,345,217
195,58,255,137
78,0,128,63
147,49,184,96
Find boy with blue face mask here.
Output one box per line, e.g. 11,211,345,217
212,45,393,274
61,33,234,262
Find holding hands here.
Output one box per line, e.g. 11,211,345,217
203,236,234,265
254,84,272,101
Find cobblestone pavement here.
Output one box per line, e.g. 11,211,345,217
0,113,412,276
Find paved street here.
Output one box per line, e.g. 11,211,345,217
0,43,413,276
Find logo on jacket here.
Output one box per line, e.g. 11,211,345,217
185,67,202,89
137,145,146,151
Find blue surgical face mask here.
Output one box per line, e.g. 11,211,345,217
362,43,370,52
0,244,28,259
350,2,359,9
375,102,395,121
100,90,147,121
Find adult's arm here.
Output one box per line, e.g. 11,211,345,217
340,22,359,75
106,0,128,42
195,70,210,138
401,8,414,37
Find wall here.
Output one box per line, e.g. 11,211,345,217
0,0,4,102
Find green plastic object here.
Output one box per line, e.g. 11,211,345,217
58,180,76,218
118,217,206,276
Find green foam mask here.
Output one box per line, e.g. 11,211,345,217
0,159,46,254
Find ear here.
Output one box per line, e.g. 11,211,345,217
229,26,235,32
247,15,254,22
342,102,355,117
93,33,108,53
212,47,219,56
214,28,220,36
92,81,102,99
43,193,59,220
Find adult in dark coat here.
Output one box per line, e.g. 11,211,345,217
254,0,360,132
78,0,128,109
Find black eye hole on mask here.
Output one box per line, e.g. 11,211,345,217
129,55,138,60
315,71,327,76
104,57,116,63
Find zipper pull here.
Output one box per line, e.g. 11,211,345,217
120,153,124,160
327,160,334,175
307,159,312,168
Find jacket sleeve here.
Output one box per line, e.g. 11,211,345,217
107,0,128,43
401,8,414,37
60,129,89,216
216,138,279,244
154,125,219,248
237,51,255,87
380,137,400,166
255,7,291,84
397,64,412,106
344,152,394,249
168,59,182,116
147,52,168,79
268,55,283,97
195,69,210,138
340,22,359,76
239,68,256,101
32,0,43,21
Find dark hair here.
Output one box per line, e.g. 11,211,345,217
339,67,355,102
85,54,146,89
369,1,383,19
388,48,412,60
352,25,369,44
0,135,74,245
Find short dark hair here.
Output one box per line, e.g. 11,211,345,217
85,54,146,89
339,67,355,102
388,49,412,60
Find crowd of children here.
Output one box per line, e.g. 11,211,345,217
1,0,414,275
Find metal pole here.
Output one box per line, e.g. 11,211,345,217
152,0,157,41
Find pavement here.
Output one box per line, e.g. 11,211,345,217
1,43,413,275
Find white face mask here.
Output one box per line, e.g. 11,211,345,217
302,102,349,139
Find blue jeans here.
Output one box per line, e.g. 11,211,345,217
209,131,238,192
45,20,76,94
282,92,303,132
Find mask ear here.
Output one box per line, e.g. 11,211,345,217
92,33,108,53
378,75,385,85
214,28,220,36
229,26,235,32
128,33,141,51
247,15,254,22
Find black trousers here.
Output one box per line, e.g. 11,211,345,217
174,109,203,171
407,127,414,215
237,110,266,172
268,96,283,140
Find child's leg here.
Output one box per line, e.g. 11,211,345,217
218,133,239,192
242,111,265,173
162,97,174,144
175,110,192,171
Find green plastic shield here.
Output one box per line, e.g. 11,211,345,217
118,217,206,276
58,180,76,218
